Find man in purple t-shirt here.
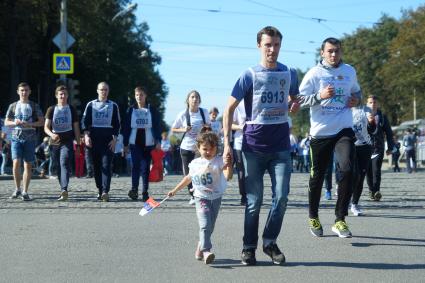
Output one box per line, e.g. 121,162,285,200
223,26,300,266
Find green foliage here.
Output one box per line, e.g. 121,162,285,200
0,0,167,123
341,7,425,125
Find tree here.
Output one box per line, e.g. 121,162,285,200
378,6,425,122
342,15,400,124
0,0,168,127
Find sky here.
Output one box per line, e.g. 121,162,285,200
132,0,424,125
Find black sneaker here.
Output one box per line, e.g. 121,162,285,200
263,243,285,265
373,191,382,201
240,196,247,206
241,249,256,266
142,192,149,202
21,192,31,201
128,189,138,200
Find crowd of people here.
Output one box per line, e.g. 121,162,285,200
0,26,422,266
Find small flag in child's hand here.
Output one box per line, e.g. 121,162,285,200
139,197,160,216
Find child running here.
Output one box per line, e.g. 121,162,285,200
167,128,232,264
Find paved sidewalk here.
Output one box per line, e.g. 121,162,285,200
1,170,424,282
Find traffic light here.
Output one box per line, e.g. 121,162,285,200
68,79,82,115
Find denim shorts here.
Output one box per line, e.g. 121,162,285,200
11,139,36,162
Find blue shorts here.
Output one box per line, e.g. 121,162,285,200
11,139,36,162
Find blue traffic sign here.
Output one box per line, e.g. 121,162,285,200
53,53,74,74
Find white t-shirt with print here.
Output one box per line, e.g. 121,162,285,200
172,108,210,151
189,156,226,200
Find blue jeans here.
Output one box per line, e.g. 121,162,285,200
242,150,291,249
11,139,36,162
50,142,73,191
195,197,222,252
130,145,153,192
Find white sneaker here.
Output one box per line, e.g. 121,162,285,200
188,197,196,205
350,204,363,216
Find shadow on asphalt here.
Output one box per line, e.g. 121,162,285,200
351,235,425,247
361,214,425,219
285,262,425,270
210,258,286,269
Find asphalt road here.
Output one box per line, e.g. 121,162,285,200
1,169,424,283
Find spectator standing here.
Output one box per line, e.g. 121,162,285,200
402,128,417,173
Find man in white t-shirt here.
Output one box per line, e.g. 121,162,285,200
299,37,360,238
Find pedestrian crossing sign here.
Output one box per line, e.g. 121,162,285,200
53,53,74,74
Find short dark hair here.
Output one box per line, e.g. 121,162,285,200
135,86,148,95
17,82,30,90
321,37,342,50
55,85,68,95
367,95,378,101
257,26,282,44
209,107,219,114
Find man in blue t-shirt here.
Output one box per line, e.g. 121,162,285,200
223,26,300,266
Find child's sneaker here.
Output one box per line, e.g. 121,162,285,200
203,251,215,264
195,242,203,260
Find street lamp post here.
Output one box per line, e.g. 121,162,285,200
408,56,424,121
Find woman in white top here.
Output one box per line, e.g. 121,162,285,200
232,103,246,205
171,90,210,204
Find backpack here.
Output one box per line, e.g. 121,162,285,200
181,108,206,140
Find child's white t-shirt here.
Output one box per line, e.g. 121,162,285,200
189,156,227,200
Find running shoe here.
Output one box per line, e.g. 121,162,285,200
195,242,203,260
21,192,31,201
58,190,68,201
332,220,352,238
373,191,382,201
128,189,138,200
309,217,323,237
241,249,256,266
325,190,332,200
10,189,22,199
188,196,196,205
350,204,363,216
101,192,109,202
203,251,215,264
263,243,285,265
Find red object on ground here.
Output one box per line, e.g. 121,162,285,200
149,149,165,182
